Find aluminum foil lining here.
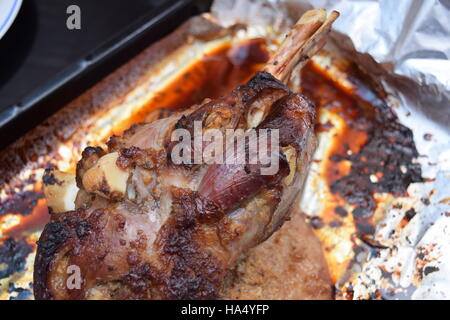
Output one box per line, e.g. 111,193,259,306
212,0,450,299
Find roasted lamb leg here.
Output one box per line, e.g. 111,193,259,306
34,9,339,300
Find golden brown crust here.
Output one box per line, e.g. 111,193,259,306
156,188,226,299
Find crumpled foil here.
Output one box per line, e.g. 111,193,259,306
212,0,450,299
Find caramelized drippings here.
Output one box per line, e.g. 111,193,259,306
301,61,422,284
113,39,269,134
3,199,50,239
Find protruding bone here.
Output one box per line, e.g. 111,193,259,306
82,152,130,200
263,9,339,83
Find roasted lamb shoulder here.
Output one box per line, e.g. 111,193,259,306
34,9,339,300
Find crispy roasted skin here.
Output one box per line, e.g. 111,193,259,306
34,72,318,299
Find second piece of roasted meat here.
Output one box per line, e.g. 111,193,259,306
34,9,339,299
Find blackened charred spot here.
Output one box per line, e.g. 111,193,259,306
237,71,290,103
174,115,188,130
367,289,384,300
393,203,403,209
298,55,309,63
124,263,159,298
334,206,348,217
8,282,32,300
0,238,33,279
360,235,389,250
352,205,374,219
309,216,324,229
76,146,106,188
82,146,106,158
8,282,33,300
42,169,58,185
75,220,92,239
166,249,221,300
329,115,422,235
117,146,165,170
35,222,70,257
33,221,72,299
329,220,343,228
158,188,224,299
0,191,43,217
302,61,423,238
423,266,439,276
106,134,122,151
355,221,375,235
117,146,141,168
404,208,417,222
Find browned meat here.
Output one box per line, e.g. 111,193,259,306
34,9,338,300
